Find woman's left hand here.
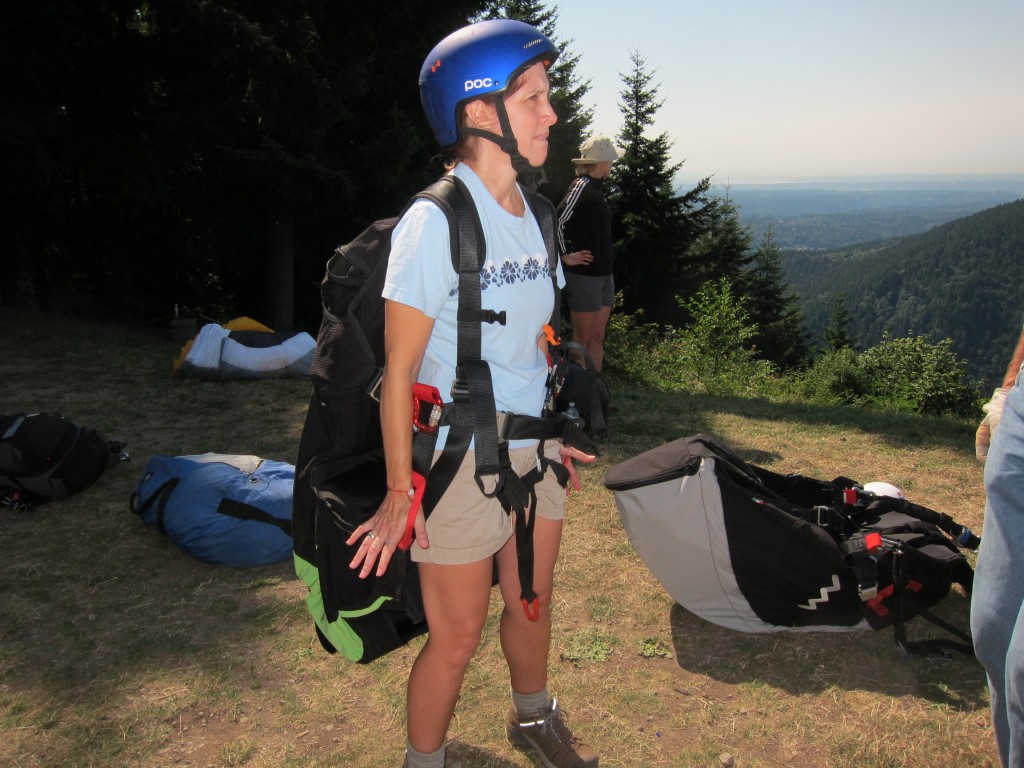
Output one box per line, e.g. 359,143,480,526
559,442,596,492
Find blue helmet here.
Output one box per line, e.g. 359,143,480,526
419,19,559,149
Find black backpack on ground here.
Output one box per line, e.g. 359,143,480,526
552,340,611,441
1,412,129,510
293,175,592,663
604,434,978,657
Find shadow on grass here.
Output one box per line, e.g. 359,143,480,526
667,594,988,711
0,497,327,755
447,740,520,767
599,386,978,466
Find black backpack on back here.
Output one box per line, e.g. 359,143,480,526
1,412,129,510
293,176,590,663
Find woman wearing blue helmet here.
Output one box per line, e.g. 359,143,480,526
345,18,599,768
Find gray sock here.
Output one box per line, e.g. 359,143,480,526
404,741,446,768
512,686,551,721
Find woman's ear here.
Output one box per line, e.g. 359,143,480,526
464,98,498,130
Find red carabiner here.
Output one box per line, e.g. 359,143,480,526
412,383,444,433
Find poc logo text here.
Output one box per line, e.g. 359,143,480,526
464,77,493,91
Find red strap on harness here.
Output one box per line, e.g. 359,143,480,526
521,596,541,622
865,579,923,617
397,472,427,551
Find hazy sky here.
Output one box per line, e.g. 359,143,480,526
554,0,1024,184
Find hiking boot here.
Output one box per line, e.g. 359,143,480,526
506,698,598,768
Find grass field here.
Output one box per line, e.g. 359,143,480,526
0,309,997,767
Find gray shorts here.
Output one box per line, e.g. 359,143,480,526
410,440,565,565
565,272,614,313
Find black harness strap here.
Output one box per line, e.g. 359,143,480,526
418,176,493,514
889,550,975,658
407,176,572,621
128,477,180,536
524,191,561,328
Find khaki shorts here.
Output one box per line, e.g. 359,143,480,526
411,440,565,565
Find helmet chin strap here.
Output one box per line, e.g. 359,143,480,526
463,99,540,175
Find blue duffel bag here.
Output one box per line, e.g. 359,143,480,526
130,453,294,567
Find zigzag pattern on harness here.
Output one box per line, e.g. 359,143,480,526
796,573,842,611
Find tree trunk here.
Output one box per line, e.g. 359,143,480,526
263,200,295,330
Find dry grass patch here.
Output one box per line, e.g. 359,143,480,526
0,310,996,767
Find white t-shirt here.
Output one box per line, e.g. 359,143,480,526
382,163,565,448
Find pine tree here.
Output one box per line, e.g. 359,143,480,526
681,191,754,302
824,292,858,351
675,278,775,394
744,230,812,370
1,1,488,325
611,51,714,327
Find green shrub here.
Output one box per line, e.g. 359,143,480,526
857,332,981,417
800,347,870,405
604,299,666,389
672,279,776,396
605,294,980,418
605,282,776,396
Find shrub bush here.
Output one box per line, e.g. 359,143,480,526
604,281,775,396
857,332,981,417
605,297,981,418
800,347,870,405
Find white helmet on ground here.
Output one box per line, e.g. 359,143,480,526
862,481,905,499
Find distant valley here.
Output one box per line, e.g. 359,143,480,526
731,179,1024,392
725,176,1024,251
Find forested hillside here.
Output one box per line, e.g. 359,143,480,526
783,199,1024,390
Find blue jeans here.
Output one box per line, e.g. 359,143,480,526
972,381,1024,767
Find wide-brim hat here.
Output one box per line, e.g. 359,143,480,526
572,135,625,164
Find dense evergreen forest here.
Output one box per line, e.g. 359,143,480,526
5,2,1019,398
783,199,1024,390
0,2,741,345
2,1,497,330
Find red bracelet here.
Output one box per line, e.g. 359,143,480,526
388,486,414,497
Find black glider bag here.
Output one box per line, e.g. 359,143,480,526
552,341,610,441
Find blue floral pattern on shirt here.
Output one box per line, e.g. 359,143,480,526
449,258,552,297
